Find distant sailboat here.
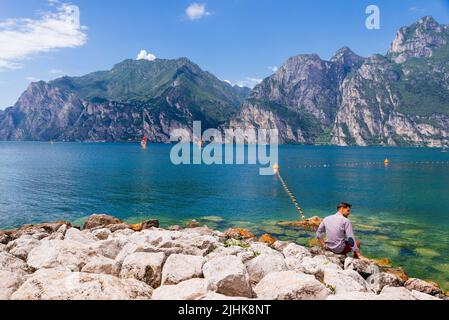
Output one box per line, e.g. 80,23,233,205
141,136,148,149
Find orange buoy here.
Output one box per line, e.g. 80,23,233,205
384,158,390,166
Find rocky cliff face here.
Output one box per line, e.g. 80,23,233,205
229,16,449,147
0,58,250,142
388,16,449,63
1,17,449,146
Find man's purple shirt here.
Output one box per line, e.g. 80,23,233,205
316,213,360,254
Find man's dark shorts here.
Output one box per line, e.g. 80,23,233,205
340,240,361,256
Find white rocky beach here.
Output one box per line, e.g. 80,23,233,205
0,214,447,301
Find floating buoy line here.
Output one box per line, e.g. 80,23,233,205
273,158,449,224
280,160,449,170
274,164,306,221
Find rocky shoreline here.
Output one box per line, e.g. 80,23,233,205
0,214,447,300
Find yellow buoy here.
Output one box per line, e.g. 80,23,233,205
384,158,390,166
273,163,280,174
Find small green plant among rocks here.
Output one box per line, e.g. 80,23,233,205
325,284,336,294
224,238,250,249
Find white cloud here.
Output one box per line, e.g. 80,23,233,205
223,80,232,85
268,66,278,72
0,1,87,71
136,49,157,61
185,3,211,21
409,7,427,13
25,76,39,82
236,77,263,89
49,68,64,74
49,68,67,77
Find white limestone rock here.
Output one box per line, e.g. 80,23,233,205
323,268,370,294
161,254,205,285
27,239,98,272
152,278,208,300
203,255,254,298
11,269,153,300
254,271,331,300
0,270,26,300
245,254,287,284
119,252,165,288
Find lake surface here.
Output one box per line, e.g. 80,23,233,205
1,142,448,289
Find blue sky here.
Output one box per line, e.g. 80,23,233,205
1,0,449,109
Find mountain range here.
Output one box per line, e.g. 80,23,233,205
1,16,449,147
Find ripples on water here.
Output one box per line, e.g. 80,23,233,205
0,142,448,289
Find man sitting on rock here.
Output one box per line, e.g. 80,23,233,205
316,202,367,260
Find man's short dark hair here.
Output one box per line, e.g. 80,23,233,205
337,202,352,210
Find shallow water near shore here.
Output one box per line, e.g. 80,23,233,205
1,142,448,290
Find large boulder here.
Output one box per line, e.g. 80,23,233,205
224,228,255,240
174,233,220,256
410,290,442,301
285,255,341,281
199,292,250,300
11,269,153,300
91,228,112,241
271,241,291,252
64,228,97,245
254,271,331,300
248,242,284,258
90,238,126,260
383,267,409,282
376,286,413,300
344,257,380,278
119,252,165,288
111,228,135,238
404,278,443,296
138,229,182,246
47,224,69,240
258,234,276,246
81,256,115,275
142,220,160,230
203,255,254,298
326,292,378,300
110,230,191,275
161,254,205,285
245,254,287,284
129,220,160,232
366,272,403,294
0,232,12,245
83,214,123,230
152,278,208,300
309,246,346,267
27,239,98,272
181,226,224,239
323,268,370,294
0,221,71,245
204,246,246,261
0,270,26,300
107,223,131,233
5,235,41,260
282,243,312,260
0,251,29,273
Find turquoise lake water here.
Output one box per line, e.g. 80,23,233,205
0,142,448,289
